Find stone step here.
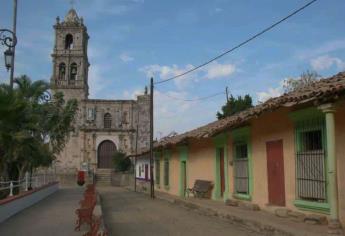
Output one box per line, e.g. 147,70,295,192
96,180,111,184
96,178,111,181
96,171,112,174
95,171,112,186
96,173,111,176
96,169,112,173
96,183,111,186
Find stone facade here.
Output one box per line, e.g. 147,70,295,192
50,9,150,173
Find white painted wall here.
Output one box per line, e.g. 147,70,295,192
135,157,150,180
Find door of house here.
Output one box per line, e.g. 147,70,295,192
219,148,225,197
145,164,148,180
181,161,187,196
266,140,286,206
97,140,117,169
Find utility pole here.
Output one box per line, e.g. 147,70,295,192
9,0,18,90
134,108,139,192
225,86,229,102
149,77,155,199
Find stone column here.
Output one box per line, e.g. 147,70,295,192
319,103,342,234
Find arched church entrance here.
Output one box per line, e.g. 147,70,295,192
97,140,117,169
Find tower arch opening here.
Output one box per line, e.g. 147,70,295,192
58,63,66,80
65,34,74,49
70,62,77,80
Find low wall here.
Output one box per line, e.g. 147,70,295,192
111,172,134,187
0,182,59,223
135,178,150,193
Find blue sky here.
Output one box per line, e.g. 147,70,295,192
1,0,345,138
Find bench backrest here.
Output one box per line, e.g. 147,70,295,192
193,180,213,192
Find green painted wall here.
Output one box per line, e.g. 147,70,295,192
212,133,229,201
178,146,188,197
231,126,253,201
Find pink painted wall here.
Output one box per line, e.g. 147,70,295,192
250,108,296,209
154,102,345,226
187,139,215,190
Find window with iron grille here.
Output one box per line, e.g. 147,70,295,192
164,158,169,186
155,159,160,185
295,118,326,202
234,142,249,194
104,113,112,128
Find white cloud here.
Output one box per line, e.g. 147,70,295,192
119,52,134,63
153,90,219,137
256,80,286,103
204,61,236,79
139,61,236,88
140,64,196,89
257,87,283,103
310,55,345,71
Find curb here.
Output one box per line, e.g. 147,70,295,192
95,192,108,235
155,194,326,236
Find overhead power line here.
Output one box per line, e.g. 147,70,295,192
154,0,318,85
158,90,225,102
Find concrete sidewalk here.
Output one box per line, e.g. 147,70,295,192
153,190,332,236
0,187,84,236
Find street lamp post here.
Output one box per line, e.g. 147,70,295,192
0,29,17,72
4,48,14,71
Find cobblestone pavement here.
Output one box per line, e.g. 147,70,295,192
0,187,83,236
99,187,260,236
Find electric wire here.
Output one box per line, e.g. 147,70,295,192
154,0,318,85
158,90,225,102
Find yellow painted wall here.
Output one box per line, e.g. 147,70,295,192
156,148,180,196
156,140,216,197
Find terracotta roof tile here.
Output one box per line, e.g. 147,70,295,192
137,71,345,155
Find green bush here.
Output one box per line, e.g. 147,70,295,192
113,151,131,172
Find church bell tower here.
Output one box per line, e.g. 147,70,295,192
51,9,89,100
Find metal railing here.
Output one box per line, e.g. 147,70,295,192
0,172,57,199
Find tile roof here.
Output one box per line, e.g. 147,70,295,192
139,71,345,154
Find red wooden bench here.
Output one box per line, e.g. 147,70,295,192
83,217,108,236
75,204,96,231
80,195,96,208
85,184,96,194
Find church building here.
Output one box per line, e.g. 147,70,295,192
50,9,150,177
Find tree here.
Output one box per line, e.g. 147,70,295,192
217,94,253,119
0,75,78,181
113,151,131,172
283,70,321,93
